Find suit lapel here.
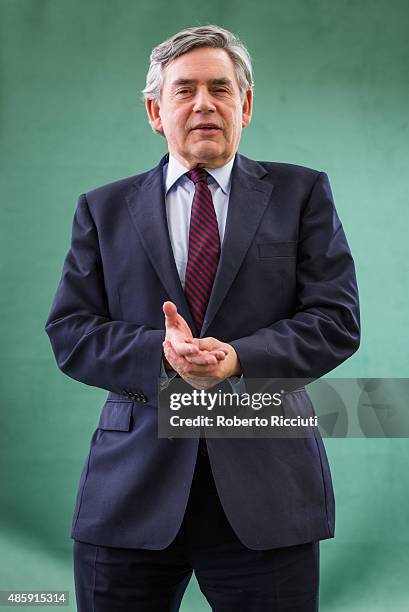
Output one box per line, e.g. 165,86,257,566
125,153,196,332
200,154,275,337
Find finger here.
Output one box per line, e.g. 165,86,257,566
187,338,229,359
166,343,219,376
168,338,200,356
186,338,226,354
165,342,201,373
196,338,230,355
194,337,217,351
164,339,192,359
186,349,226,363
185,352,219,366
209,350,227,360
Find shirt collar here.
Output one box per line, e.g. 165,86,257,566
164,153,235,196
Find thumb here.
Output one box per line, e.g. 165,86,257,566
163,301,178,327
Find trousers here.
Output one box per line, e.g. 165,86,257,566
73,448,320,611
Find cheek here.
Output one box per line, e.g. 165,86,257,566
162,124,179,145
234,112,244,134
166,115,187,141
224,107,241,127
225,113,242,141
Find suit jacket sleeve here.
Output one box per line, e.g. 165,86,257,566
45,193,165,400
229,171,360,384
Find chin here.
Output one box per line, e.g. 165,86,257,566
192,145,223,163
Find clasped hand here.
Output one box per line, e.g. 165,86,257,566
162,301,241,390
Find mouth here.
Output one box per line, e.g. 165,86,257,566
191,124,222,135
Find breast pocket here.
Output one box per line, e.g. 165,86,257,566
256,242,298,294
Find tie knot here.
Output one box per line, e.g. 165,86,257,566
187,168,208,185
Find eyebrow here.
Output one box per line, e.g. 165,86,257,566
171,78,234,88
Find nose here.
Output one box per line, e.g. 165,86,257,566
192,87,216,113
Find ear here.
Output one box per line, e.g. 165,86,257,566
241,88,253,128
145,98,164,134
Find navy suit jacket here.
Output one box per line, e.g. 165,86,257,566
45,152,360,550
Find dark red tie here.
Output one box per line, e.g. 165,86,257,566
184,168,221,333
184,168,221,457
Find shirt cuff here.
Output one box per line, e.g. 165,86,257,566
159,358,178,391
227,374,246,395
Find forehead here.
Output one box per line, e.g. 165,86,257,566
162,47,239,89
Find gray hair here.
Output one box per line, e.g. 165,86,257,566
142,24,254,106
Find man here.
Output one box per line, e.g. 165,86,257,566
45,25,360,611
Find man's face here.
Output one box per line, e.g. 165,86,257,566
146,47,253,168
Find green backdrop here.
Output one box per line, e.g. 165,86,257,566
1,0,408,610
